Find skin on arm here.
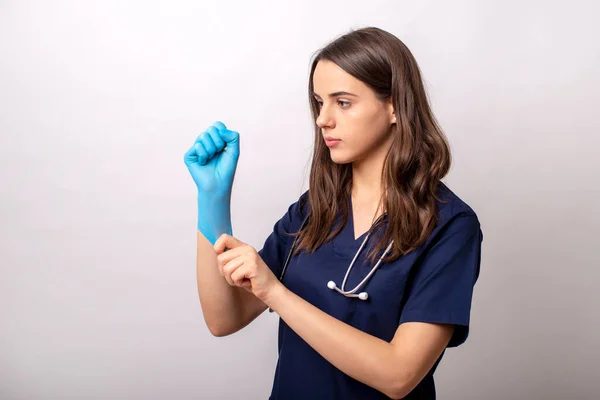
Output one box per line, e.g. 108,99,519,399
388,322,455,398
196,230,267,337
211,235,458,398
266,285,454,399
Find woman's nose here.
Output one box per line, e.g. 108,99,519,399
316,107,334,128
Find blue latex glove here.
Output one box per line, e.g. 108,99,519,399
184,121,240,244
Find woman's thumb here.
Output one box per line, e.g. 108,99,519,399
214,234,244,253
221,129,240,154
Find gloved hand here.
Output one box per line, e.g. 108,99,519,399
184,121,240,244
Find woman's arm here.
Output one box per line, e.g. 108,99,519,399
266,285,454,399
196,230,267,336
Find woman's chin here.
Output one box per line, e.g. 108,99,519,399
329,153,354,165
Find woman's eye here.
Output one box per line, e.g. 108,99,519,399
315,100,351,108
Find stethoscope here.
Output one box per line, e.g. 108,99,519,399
269,212,394,312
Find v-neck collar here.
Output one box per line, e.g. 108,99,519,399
348,193,388,243
331,194,388,258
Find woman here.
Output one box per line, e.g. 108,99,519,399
184,27,483,400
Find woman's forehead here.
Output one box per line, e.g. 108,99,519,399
313,60,370,97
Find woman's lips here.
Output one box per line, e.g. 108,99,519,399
325,139,341,147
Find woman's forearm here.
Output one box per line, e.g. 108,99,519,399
195,230,244,335
196,230,268,337
266,285,405,398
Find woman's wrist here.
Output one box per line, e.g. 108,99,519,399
264,283,290,313
197,194,232,244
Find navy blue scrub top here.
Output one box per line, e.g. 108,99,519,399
258,182,483,400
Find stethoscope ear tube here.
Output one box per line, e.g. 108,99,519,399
269,214,310,313
277,213,310,282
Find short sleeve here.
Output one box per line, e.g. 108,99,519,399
398,214,483,348
258,191,308,279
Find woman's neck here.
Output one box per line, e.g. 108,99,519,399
351,156,384,203
351,162,386,224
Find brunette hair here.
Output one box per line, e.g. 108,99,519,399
291,26,451,264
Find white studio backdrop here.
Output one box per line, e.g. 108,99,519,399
1,1,598,399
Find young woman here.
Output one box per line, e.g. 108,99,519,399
184,27,483,400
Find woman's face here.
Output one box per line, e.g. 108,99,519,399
312,60,396,165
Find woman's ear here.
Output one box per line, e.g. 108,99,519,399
387,102,396,124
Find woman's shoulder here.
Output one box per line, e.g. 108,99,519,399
435,181,479,223
428,181,482,246
390,181,483,264
278,189,310,229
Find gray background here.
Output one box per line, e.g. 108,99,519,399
1,0,598,399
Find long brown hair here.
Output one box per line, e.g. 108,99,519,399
290,26,451,264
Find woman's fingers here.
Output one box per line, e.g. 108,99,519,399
230,265,250,288
214,234,245,255
206,126,226,151
194,142,208,165
215,237,260,290
216,246,245,268
201,129,218,158
222,257,245,286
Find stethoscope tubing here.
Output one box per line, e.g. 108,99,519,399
278,213,393,298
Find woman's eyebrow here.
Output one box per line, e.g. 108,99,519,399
312,91,358,98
